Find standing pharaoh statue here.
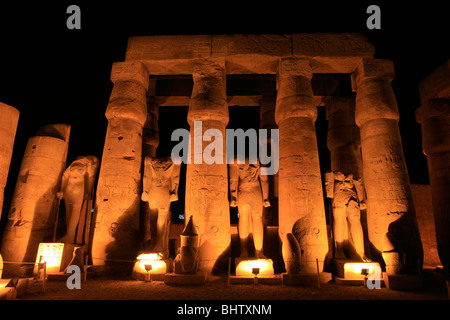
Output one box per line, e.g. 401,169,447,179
229,159,270,258
57,156,99,244
325,171,370,262
141,156,180,258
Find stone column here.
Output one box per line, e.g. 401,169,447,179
1,124,70,269
185,58,230,275
141,96,160,245
275,58,329,273
351,58,423,272
0,102,20,215
416,60,450,271
91,62,148,268
326,97,362,178
260,96,278,226
325,97,369,261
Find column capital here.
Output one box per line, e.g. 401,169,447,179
110,61,149,90
418,60,450,105
277,57,313,80
325,96,355,120
275,58,316,124
188,57,229,124
416,98,450,124
351,58,395,92
106,62,148,125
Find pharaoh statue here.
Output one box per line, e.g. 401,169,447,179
57,156,99,244
229,158,270,258
141,156,180,258
325,171,370,262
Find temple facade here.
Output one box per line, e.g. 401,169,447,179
3,34,447,285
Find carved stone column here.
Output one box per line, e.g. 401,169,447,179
275,58,329,273
351,58,423,272
141,96,159,246
91,62,148,268
0,102,19,215
185,58,230,275
325,97,369,261
326,97,362,178
1,124,70,270
416,60,450,271
260,96,278,226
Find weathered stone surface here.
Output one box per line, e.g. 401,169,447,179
91,62,148,268
1,124,70,266
352,58,422,272
185,57,230,275
416,61,450,271
275,58,329,273
0,102,19,216
410,184,441,267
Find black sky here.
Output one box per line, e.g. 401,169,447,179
0,1,448,229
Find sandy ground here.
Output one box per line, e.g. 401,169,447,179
17,276,448,301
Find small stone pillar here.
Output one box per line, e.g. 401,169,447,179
91,62,148,268
0,102,20,215
275,58,329,273
351,58,423,272
1,124,70,269
185,57,230,275
416,60,450,271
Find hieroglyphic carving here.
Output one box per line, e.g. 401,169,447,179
212,34,291,56
293,33,375,56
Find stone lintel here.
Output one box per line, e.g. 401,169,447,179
155,95,324,108
125,33,374,75
351,58,395,91
418,59,450,105
110,61,149,89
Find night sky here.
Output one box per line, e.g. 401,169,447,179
0,2,448,233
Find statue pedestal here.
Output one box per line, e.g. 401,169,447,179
282,272,332,286
383,273,422,291
228,258,282,285
333,260,383,286
164,272,207,285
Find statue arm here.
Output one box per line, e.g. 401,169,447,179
324,171,335,199
259,168,270,207
229,163,238,207
86,159,99,200
354,178,366,206
169,163,181,202
58,170,70,199
141,157,152,202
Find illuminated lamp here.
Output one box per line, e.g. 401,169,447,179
135,253,167,280
343,262,382,281
235,259,274,277
33,243,65,274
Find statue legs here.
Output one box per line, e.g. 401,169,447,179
154,208,171,257
238,203,265,259
332,205,347,260
333,200,369,262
